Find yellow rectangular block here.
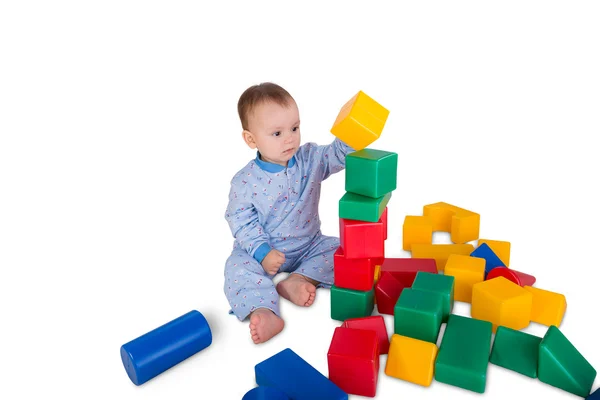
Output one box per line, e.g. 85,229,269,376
410,243,475,271
423,202,480,244
402,216,433,251
478,239,511,266
472,277,533,333
330,91,389,151
374,264,381,283
385,334,438,387
444,254,485,303
524,286,566,327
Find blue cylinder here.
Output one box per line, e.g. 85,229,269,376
120,310,212,385
242,386,290,400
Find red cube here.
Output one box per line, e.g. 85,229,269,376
380,258,437,287
328,327,379,397
341,315,390,354
333,247,374,291
374,272,408,315
381,207,388,240
339,217,385,260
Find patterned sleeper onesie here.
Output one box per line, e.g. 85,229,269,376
224,138,354,321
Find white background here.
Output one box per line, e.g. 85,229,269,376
1,1,599,399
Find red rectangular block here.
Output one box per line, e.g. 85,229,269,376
339,217,385,260
333,247,374,291
381,207,388,240
328,327,379,397
380,258,437,287
341,315,390,354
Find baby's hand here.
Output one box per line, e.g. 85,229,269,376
261,249,285,276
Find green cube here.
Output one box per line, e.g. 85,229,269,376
411,271,454,322
435,314,492,393
345,149,398,198
339,191,391,223
538,325,597,397
490,326,541,378
393,288,443,343
330,285,375,321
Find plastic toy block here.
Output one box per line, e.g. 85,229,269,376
120,310,212,386
588,389,600,399
411,271,455,322
524,286,566,327
385,334,438,387
444,254,485,303
331,285,375,321
381,206,388,240
487,266,536,287
339,217,384,259
330,90,389,151
538,325,597,397
402,215,432,251
435,314,492,394
394,288,443,343
255,348,348,400
333,247,375,291
478,239,511,266
328,327,380,397
410,243,475,272
471,276,533,333
345,149,397,199
242,386,290,400
342,316,390,354
339,191,391,223
471,243,505,277
489,326,541,378
380,257,437,287
423,202,480,244
374,272,407,315
374,264,381,283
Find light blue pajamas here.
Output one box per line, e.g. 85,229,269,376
224,138,354,321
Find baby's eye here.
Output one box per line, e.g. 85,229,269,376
273,131,281,137
292,126,299,132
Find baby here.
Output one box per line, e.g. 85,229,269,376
224,82,354,344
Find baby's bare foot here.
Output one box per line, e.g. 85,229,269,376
276,274,317,307
248,308,284,344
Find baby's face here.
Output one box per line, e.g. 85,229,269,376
246,100,301,166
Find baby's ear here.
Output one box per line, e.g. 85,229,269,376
242,130,257,149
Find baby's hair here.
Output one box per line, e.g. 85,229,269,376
237,82,294,130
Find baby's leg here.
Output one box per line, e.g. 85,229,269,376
276,234,338,307
224,249,284,344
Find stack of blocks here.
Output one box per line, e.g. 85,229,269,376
326,91,396,397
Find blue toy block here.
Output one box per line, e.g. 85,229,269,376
470,243,505,277
588,388,600,399
255,348,348,400
120,310,212,386
242,386,290,400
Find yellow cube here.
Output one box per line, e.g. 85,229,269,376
374,264,381,283
330,91,389,151
478,239,511,266
423,202,480,244
524,286,566,327
471,277,533,333
410,243,475,272
444,254,485,303
385,334,438,387
402,216,433,251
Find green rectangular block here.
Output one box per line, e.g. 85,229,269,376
538,325,597,397
330,285,375,321
490,326,541,378
339,191,391,223
345,149,398,198
410,271,454,322
394,288,443,343
435,314,492,393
